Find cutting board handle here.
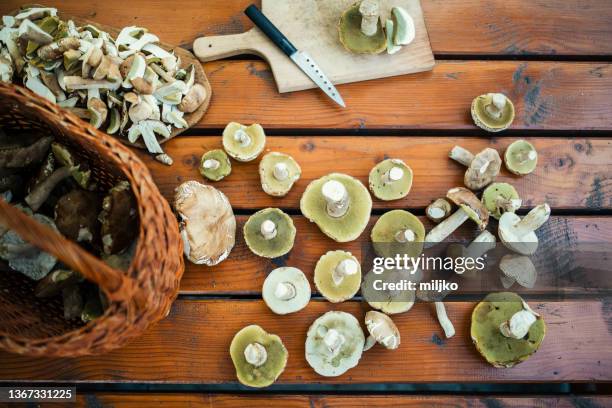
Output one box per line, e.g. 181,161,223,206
193,28,269,62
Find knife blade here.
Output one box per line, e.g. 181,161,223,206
244,4,346,108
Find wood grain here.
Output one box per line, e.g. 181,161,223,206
138,136,612,211
1,299,609,383
74,394,612,408
2,1,611,56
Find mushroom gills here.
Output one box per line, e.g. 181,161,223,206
263,266,311,315
371,209,424,258
243,208,296,258
471,93,515,132
338,1,387,55
482,182,521,220
314,250,361,303
259,152,301,197
504,140,538,175
199,149,231,181
368,159,413,201
222,122,266,162
361,267,416,314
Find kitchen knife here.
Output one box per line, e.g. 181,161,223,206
244,4,346,108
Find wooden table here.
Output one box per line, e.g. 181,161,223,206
1,1,611,406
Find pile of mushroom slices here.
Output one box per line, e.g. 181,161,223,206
0,7,207,164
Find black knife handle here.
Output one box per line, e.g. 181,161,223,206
245,4,297,57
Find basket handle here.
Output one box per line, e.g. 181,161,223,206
0,199,142,304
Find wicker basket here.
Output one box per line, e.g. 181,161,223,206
0,83,184,357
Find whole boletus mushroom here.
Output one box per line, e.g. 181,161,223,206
259,152,301,197
174,181,236,265
300,173,372,242
222,122,266,162
471,93,515,132
99,181,138,255
305,311,365,377
263,266,311,315
371,209,424,259
54,189,100,243
368,158,413,201
243,208,296,258
230,324,288,388
199,149,231,182
471,292,545,367
504,140,538,176
338,0,386,55
314,250,361,303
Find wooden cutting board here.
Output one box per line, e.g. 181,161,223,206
194,0,434,93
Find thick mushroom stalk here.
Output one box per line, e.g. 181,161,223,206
426,198,452,223
484,93,507,120
382,166,404,184
322,180,349,218
425,209,469,244
435,301,455,338
202,158,220,170
496,196,522,214
359,0,380,36
500,309,537,339
332,258,359,286
234,128,251,147
260,219,277,240
466,230,496,259
24,166,71,211
322,328,346,357
274,282,296,301
499,203,550,255
244,342,267,367
273,162,289,181
513,204,550,237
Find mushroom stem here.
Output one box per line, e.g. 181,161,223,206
273,162,289,181
24,166,71,211
359,0,380,36
485,93,507,120
499,309,537,339
260,219,277,240
323,328,345,356
234,128,251,147
394,228,415,243
424,209,469,245
274,281,296,301
426,198,452,223
515,149,537,163
435,301,455,338
382,166,404,184
332,258,359,285
2,242,39,258
244,342,267,366
322,180,350,218
202,159,220,170
449,146,474,167
495,196,522,213
465,230,496,259
513,204,551,237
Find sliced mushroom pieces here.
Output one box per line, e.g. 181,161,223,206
471,93,515,132
338,0,386,54
499,254,537,289
449,146,501,190
471,292,545,367
230,325,288,388
498,203,550,255
482,182,521,220
363,311,400,351
263,266,311,314
505,140,538,176
391,6,415,46
426,198,452,224
243,208,296,258
99,181,139,255
174,181,235,265
199,149,231,181
314,250,361,303
305,311,365,377
222,122,266,162
371,209,425,259
259,152,301,197
368,158,413,201
178,83,207,113
300,173,372,242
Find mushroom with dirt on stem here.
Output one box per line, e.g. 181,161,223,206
425,187,490,246
499,254,537,289
222,122,266,162
314,250,361,303
449,146,502,190
243,208,296,258
259,152,301,197
363,310,401,351
498,203,550,255
338,0,386,54
368,158,413,201
426,198,452,224
471,93,515,132
504,140,538,176
199,149,231,181
262,266,311,315
481,182,521,220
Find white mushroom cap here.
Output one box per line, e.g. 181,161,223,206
262,267,311,315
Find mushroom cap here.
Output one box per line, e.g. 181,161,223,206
259,152,302,197
499,254,537,288
174,181,236,265
199,149,231,181
263,266,311,314
305,311,365,377
447,187,489,230
0,213,57,280
100,181,139,255
222,122,266,162
371,209,424,258
243,208,296,258
498,212,538,255
464,148,501,190
364,310,401,350
481,182,520,220
471,292,545,367
368,158,413,201
471,93,515,132
338,2,387,54
362,268,417,314
504,140,538,176
230,324,288,388
54,189,100,243
300,173,372,242
314,250,361,303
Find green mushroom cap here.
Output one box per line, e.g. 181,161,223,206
504,140,538,176
243,208,296,258
200,149,231,181
222,122,266,162
368,158,413,201
371,209,424,258
481,182,521,220
259,152,301,197
361,267,416,314
314,250,361,303
338,2,386,55
230,325,288,388
471,93,515,133
471,292,546,368
300,173,372,243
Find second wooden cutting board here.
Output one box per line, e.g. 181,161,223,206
194,0,434,93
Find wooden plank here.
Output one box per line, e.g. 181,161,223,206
180,215,610,294
1,299,610,383
2,1,611,56
73,394,612,408
139,136,612,211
